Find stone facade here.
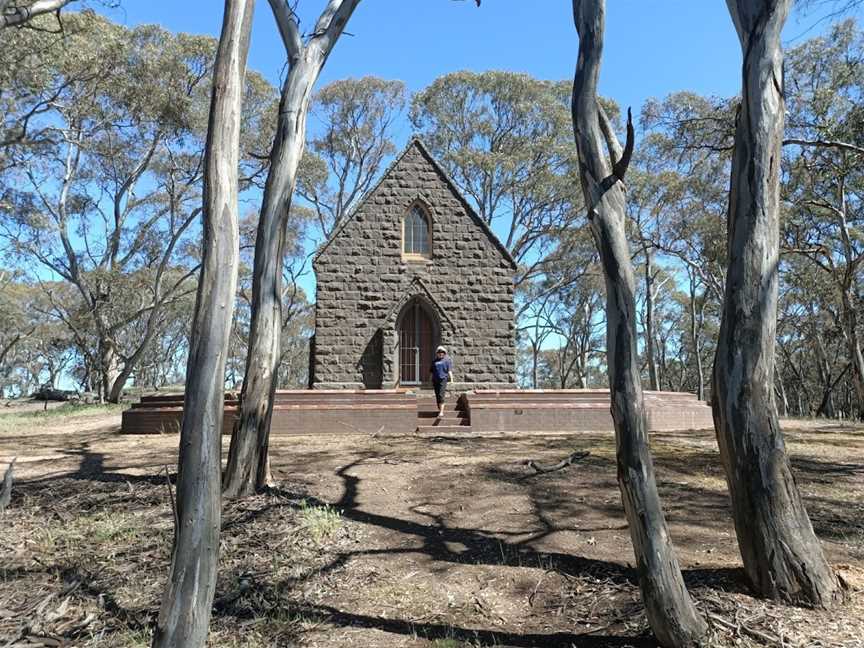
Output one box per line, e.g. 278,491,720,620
312,138,517,390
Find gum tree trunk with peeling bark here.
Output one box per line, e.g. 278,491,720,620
712,0,842,607
571,2,707,646
223,0,361,499
150,1,254,646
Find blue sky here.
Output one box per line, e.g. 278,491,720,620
101,0,861,302
108,1,859,134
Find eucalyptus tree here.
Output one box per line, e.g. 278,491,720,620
678,264,717,400
538,228,605,389
1,13,274,402
151,0,255,646
0,272,32,386
783,19,864,419
275,214,314,388
0,274,67,396
641,92,734,304
0,11,88,174
777,255,851,417
1,1,118,160
638,93,732,398
411,71,579,285
644,269,684,391
712,0,842,606
126,290,196,390
1,14,210,402
571,1,707,645
296,76,407,238
224,0,362,499
626,145,685,391
515,284,556,388
232,209,312,390
546,279,604,389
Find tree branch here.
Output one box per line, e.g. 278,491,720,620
267,0,302,61
308,0,361,56
0,0,72,29
522,451,590,475
783,138,864,156
598,103,622,162
612,107,634,181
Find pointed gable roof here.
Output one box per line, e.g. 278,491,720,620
314,137,517,270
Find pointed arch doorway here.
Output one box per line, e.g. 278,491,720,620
397,298,439,386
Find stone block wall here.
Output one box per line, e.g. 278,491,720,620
313,139,516,389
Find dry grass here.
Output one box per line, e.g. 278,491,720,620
0,402,124,434
0,408,863,647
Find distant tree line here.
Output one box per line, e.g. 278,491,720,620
1,11,862,420
3,1,858,646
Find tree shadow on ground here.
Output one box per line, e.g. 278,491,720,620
494,438,864,557
478,445,739,561
17,435,860,646
208,454,750,647
270,456,750,597
216,596,658,647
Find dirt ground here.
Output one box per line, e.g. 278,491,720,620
1,403,863,647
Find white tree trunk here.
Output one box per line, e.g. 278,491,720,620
223,0,361,499
643,244,660,391
151,1,254,645
687,270,705,401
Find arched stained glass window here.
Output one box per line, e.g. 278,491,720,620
403,204,431,256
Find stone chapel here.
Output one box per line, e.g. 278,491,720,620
310,138,517,390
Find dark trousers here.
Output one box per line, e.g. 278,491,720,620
433,379,448,407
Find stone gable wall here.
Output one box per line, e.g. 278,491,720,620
313,142,516,389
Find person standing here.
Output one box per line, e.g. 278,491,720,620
430,345,454,419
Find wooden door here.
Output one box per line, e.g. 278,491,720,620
399,301,433,385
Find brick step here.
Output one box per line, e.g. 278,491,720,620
139,393,414,404
417,405,464,415
417,411,467,419
416,424,472,435
132,401,416,412
418,411,466,419
417,415,465,426
417,407,468,418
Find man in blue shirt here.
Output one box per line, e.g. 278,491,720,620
430,346,454,419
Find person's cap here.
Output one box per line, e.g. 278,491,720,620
436,346,447,354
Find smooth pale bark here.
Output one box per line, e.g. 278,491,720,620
712,0,842,607
686,268,705,401
571,2,707,646
643,244,660,391
0,0,72,28
223,0,361,499
150,1,253,646
775,367,789,417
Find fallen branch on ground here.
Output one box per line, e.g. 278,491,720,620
706,611,787,647
522,451,589,475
